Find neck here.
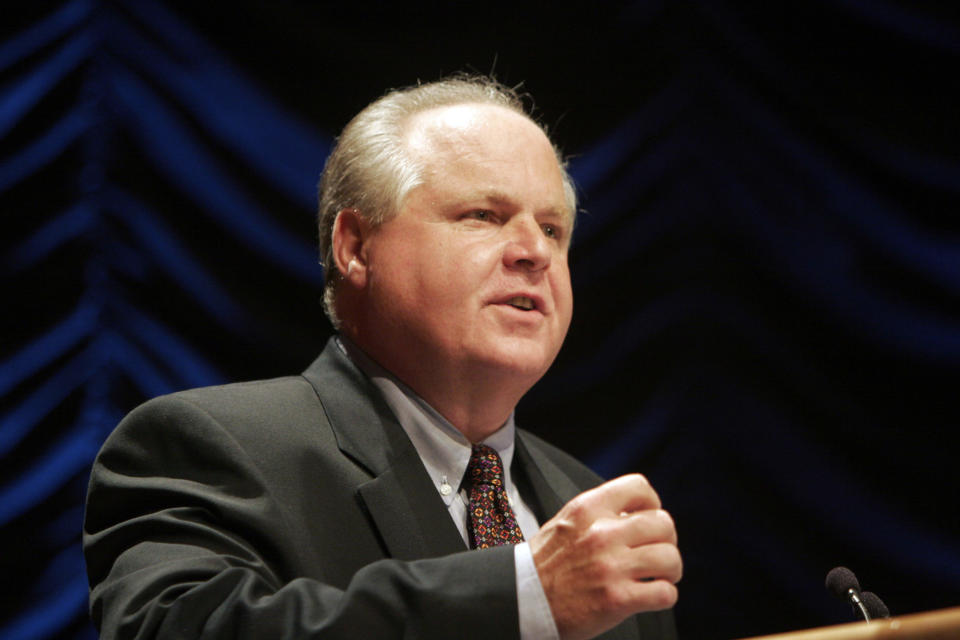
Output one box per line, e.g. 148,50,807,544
340,331,533,443
409,371,523,443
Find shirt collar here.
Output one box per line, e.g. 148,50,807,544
336,336,517,506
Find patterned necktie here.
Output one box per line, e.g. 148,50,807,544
465,444,525,549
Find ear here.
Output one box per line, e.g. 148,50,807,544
331,208,371,289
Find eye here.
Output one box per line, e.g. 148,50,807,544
465,210,493,221
541,223,562,240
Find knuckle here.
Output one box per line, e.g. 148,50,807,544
650,581,678,608
594,554,618,581
629,473,650,489
656,509,675,529
671,549,684,582
651,544,683,582
635,509,674,539
653,543,681,568
582,519,614,551
564,494,591,521
601,582,630,610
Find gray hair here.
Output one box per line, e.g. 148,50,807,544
317,74,576,328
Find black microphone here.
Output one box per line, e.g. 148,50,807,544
825,566,872,622
862,591,891,619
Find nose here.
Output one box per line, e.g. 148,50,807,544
502,216,551,272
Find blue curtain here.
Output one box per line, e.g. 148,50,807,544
2,1,958,638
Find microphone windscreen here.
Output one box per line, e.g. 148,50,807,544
825,566,861,599
862,591,891,619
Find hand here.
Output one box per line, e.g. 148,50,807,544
529,474,682,640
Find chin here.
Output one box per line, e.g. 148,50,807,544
474,339,560,382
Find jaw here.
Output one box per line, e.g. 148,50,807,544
464,322,565,384
347,307,568,442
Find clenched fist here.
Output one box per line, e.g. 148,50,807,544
529,474,682,640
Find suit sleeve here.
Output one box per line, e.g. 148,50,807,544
83,395,518,640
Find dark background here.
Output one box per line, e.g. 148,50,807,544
2,1,959,638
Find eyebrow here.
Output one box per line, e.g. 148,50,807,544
469,190,572,221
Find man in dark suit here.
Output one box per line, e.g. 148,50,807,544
84,76,682,639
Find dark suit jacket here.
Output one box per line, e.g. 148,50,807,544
84,338,676,639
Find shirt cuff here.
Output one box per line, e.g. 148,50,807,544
515,541,560,640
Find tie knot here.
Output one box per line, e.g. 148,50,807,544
467,444,505,488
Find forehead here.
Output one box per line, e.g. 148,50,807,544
405,103,539,148
403,104,571,217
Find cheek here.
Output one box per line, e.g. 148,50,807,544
431,240,499,297
385,250,484,317
552,265,574,315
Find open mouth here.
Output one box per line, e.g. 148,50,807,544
506,296,535,311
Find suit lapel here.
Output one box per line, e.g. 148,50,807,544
356,446,467,560
303,339,466,561
513,432,581,521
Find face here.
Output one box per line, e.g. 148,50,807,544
356,104,574,392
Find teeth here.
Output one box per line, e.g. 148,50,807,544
507,296,535,310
